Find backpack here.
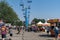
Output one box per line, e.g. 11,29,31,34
54,27,59,34
1,26,6,31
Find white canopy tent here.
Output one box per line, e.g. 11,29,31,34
43,22,50,26
37,21,43,26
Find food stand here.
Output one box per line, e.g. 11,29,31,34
43,22,51,26
47,19,59,26
37,21,43,31
47,19,60,36
37,21,43,26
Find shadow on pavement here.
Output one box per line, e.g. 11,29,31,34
39,34,55,38
46,39,54,40
47,39,53,40
0,39,9,40
0,39,2,40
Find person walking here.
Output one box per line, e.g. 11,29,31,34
16,26,21,34
9,27,13,40
0,24,7,40
0,19,4,27
54,26,59,40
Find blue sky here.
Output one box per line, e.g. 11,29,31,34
2,0,60,23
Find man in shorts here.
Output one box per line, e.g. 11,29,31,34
9,27,13,40
54,26,59,40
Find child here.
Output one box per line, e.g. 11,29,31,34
9,27,13,40
0,24,7,40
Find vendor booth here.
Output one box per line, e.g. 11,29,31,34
43,22,51,26
37,21,43,31
47,19,60,36
37,21,43,26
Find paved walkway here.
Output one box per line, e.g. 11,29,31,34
23,31,54,40
0,30,55,40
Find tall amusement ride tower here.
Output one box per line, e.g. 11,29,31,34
20,0,32,30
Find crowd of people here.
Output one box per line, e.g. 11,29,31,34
27,24,60,40
0,19,22,40
0,19,13,40
0,19,60,40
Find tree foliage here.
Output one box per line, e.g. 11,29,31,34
31,18,45,24
16,21,23,26
0,1,19,24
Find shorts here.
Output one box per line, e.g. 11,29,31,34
10,34,13,37
55,33,58,38
47,31,49,33
2,34,6,38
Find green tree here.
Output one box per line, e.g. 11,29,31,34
31,18,45,24
16,21,23,26
38,19,45,23
0,1,19,24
